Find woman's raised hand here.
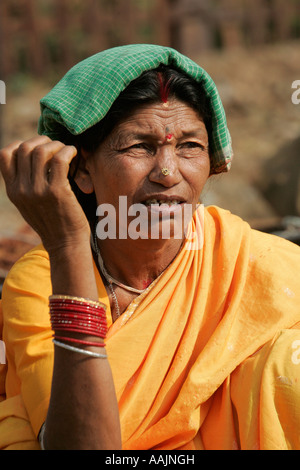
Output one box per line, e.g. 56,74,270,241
0,136,90,254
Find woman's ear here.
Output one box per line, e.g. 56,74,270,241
71,148,94,194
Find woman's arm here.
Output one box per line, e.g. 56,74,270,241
0,137,121,449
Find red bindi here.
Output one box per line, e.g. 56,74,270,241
163,133,173,144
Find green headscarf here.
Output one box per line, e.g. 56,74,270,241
38,44,233,174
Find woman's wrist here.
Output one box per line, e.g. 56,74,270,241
48,238,98,300
45,228,91,258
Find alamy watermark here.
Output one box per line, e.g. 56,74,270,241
0,80,6,104
291,80,300,105
292,339,300,365
95,197,204,250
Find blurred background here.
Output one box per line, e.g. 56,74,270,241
0,0,300,292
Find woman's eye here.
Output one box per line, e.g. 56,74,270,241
180,142,205,150
131,143,147,149
118,143,151,154
128,143,154,154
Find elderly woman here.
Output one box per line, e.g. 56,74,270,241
0,44,299,450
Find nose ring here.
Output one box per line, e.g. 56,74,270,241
161,167,170,176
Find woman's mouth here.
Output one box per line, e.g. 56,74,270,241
143,198,183,207
141,197,187,215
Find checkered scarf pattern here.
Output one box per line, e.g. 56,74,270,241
38,44,233,174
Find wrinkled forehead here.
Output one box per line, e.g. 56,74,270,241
111,99,209,142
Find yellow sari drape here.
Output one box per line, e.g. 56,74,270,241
0,206,299,449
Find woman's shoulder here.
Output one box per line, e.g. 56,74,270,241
5,243,49,266
204,205,300,293
204,205,300,254
204,205,251,235
2,244,51,307
4,243,50,281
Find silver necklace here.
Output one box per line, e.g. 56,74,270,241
92,228,146,318
107,282,121,318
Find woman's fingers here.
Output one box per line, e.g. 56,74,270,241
0,136,52,191
30,140,76,188
0,137,77,199
15,136,63,188
0,137,86,250
18,138,58,184
46,144,77,186
0,140,23,183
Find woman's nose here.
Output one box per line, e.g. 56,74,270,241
148,147,181,187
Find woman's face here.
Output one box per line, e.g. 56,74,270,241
82,98,210,239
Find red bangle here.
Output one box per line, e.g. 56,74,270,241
54,335,106,347
51,322,107,336
49,295,108,341
49,295,105,307
49,299,106,317
50,312,106,324
50,306,105,318
49,302,105,316
50,313,107,326
51,326,107,338
50,314,107,326
49,307,106,321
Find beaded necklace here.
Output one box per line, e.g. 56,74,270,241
92,228,146,318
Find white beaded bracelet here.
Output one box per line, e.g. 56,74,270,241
52,339,107,359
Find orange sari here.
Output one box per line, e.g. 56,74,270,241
0,206,300,449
